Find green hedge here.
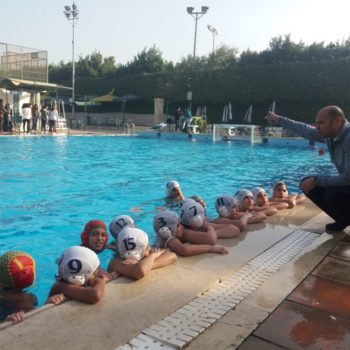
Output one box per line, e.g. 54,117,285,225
70,58,350,125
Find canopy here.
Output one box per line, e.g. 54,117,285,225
89,89,117,102
0,78,71,92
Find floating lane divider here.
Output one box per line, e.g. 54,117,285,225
116,229,319,350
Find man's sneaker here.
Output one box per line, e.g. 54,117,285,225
325,221,349,232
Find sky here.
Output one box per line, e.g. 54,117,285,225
2,0,350,65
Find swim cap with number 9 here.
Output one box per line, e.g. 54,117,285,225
57,246,100,285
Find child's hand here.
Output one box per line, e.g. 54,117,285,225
211,246,229,254
150,248,165,258
5,311,25,324
97,270,118,282
105,271,118,282
46,293,67,305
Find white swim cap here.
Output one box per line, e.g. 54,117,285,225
178,198,196,209
215,195,237,217
271,180,287,197
57,246,100,285
109,215,136,240
165,181,180,196
179,201,205,228
251,187,266,205
153,211,178,240
117,227,149,261
235,189,253,211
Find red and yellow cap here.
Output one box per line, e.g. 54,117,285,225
0,251,35,289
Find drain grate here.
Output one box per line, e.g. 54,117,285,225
116,229,319,350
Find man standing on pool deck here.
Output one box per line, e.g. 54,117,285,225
266,105,350,232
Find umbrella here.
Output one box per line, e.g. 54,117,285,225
243,105,253,124
268,101,276,114
89,88,116,102
201,105,207,120
228,103,234,123
222,105,228,122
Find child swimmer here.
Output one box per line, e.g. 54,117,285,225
212,194,264,226
251,187,289,210
269,181,306,208
0,251,37,324
154,211,228,256
108,227,177,280
46,246,112,305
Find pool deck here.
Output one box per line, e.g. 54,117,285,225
1,198,349,350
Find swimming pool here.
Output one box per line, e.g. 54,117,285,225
0,135,335,306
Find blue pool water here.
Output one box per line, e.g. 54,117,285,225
0,135,335,306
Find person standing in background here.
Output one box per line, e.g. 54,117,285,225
174,107,182,132
40,105,49,133
49,105,58,133
0,99,5,133
31,104,39,132
22,103,32,134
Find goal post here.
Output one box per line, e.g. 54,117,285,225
212,124,262,144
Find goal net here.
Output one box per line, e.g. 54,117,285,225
212,124,262,144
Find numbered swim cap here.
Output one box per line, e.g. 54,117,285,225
57,246,100,285
165,181,180,196
109,215,136,240
117,228,149,261
179,201,205,228
215,195,237,217
81,220,108,248
0,251,35,289
178,198,195,209
271,180,287,197
153,211,178,240
235,189,253,211
251,187,266,205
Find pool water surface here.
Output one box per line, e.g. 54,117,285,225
0,135,334,306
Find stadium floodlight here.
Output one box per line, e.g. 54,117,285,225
207,25,218,53
186,6,209,59
63,2,79,123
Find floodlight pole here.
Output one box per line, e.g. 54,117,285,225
186,6,209,111
63,2,79,123
207,25,218,54
187,6,209,60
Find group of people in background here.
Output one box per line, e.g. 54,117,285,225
174,106,193,133
22,103,58,134
0,179,305,324
0,99,14,133
0,100,59,134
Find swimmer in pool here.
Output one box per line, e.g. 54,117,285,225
81,220,116,253
189,196,242,237
108,227,177,280
46,246,113,305
109,215,136,245
234,190,267,222
129,180,185,213
269,181,306,208
178,200,236,245
153,211,228,256
212,194,263,226
81,220,118,280
164,181,185,205
251,187,289,211
0,251,37,324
